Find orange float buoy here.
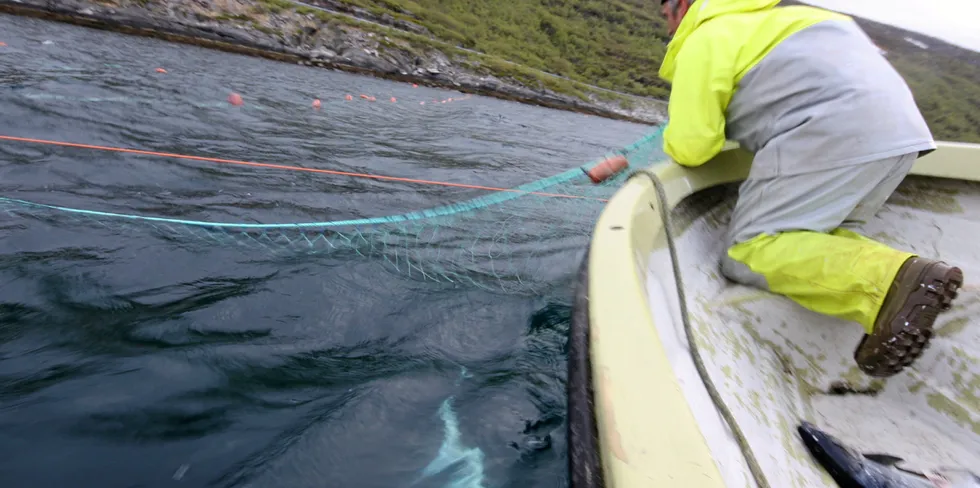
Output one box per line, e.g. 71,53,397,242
584,155,629,184
390,97,396,103
0,42,7,47
227,93,244,106
345,94,353,101
313,99,322,109
155,68,167,73
359,94,370,99
420,101,425,105
412,84,418,88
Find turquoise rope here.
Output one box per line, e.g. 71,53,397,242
0,127,664,230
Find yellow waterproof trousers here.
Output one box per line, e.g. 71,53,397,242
720,153,919,334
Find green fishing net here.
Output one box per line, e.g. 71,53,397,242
0,127,666,294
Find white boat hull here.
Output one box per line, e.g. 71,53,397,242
571,143,980,487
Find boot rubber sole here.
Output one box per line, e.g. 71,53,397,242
855,264,963,377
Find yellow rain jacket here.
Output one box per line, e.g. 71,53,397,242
659,0,847,167
661,0,938,333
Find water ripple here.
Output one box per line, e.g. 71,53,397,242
0,12,652,488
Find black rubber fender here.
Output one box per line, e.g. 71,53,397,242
567,248,603,488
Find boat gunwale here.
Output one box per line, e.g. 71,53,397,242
578,141,980,487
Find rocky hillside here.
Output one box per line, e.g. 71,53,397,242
2,0,978,141
334,0,980,141
315,0,672,97
270,0,980,142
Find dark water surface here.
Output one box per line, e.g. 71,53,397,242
0,14,650,488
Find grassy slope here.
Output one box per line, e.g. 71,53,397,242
325,0,980,142
331,0,672,97
246,0,647,109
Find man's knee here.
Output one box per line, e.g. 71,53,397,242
720,252,770,290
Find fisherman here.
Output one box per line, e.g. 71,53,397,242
657,0,964,377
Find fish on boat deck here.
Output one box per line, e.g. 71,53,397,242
797,421,980,488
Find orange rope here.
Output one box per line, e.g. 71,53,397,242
0,135,606,202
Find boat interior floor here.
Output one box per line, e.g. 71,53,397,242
645,175,980,487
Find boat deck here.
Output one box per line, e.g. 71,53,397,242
645,175,980,487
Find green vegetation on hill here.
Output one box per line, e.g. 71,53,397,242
324,0,979,141
332,0,672,98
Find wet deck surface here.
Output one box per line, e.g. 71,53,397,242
646,176,980,487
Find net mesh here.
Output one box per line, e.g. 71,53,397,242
0,127,666,295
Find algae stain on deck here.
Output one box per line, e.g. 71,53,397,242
937,316,971,337
927,392,980,435
889,179,964,214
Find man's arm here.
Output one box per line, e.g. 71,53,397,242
662,32,734,167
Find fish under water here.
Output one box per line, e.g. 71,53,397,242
797,421,979,488
411,368,485,488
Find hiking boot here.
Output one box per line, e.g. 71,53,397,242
854,257,963,377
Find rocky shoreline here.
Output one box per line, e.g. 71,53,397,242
0,0,667,125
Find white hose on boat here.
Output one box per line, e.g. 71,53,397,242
629,169,772,488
